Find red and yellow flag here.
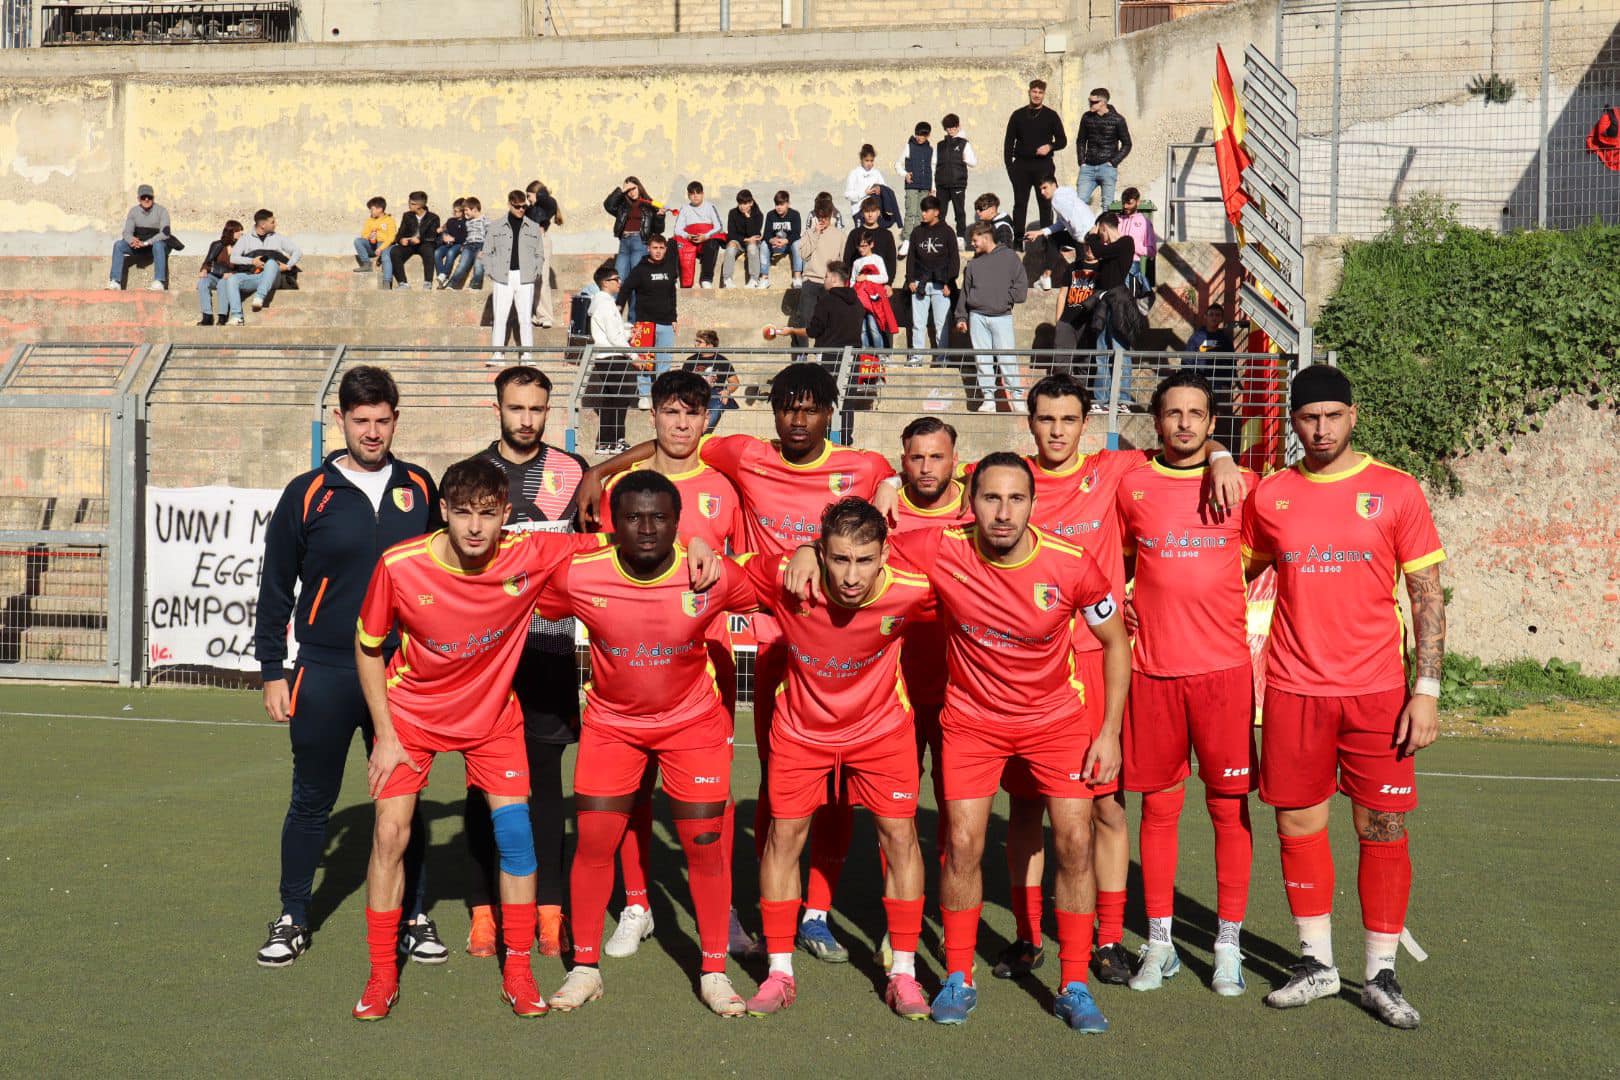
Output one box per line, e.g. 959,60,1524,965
1213,46,1252,227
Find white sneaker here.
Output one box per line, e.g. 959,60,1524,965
700,971,746,1018
250,295,264,311
603,905,654,958
791,276,804,288
548,966,604,1012
637,395,651,410
898,241,910,257
1128,941,1181,991
104,280,122,291
147,280,167,292
1211,943,1247,996
975,400,997,414
229,315,244,326
754,279,769,289
1036,274,1052,292
485,352,506,368
539,320,552,329
420,282,434,291
1264,958,1341,1009
434,274,447,288
1089,401,1109,414
699,280,712,289
1361,969,1420,1029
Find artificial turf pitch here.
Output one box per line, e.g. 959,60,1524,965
1,685,1615,1077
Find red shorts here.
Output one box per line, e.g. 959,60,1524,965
944,704,1093,802
379,695,529,800
574,703,734,804
768,721,919,819
1003,650,1116,799
1125,664,1257,795
1259,687,1417,812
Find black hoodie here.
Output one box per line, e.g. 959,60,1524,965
807,287,864,347
621,251,679,324
905,221,961,289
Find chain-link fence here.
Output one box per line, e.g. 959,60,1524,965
1280,0,1620,236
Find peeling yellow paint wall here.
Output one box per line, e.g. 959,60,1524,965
0,81,123,233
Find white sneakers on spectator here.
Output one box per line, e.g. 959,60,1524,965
1035,273,1053,291
791,276,804,288
105,281,122,290
898,240,910,257
699,280,712,289
434,274,448,289
250,295,265,311
637,395,652,410
147,281,166,292
976,401,997,413
230,316,245,326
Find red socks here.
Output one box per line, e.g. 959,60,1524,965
805,802,854,912
1012,885,1044,946
941,904,982,984
365,907,401,981
1095,889,1127,947
675,815,731,973
1279,828,1335,918
1207,794,1253,923
760,897,802,956
1139,787,1186,921
882,896,925,954
618,796,653,909
1358,835,1411,934
501,901,537,959
569,810,630,966
1055,909,1095,986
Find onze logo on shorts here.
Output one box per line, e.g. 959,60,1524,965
693,775,722,784
891,791,915,800
504,770,527,779
1379,783,1413,795
1068,772,1086,780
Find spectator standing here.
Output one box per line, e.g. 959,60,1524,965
934,114,978,245
1023,174,1098,291
760,190,803,288
682,331,741,431
479,189,544,362
352,196,396,273
842,197,898,283
107,183,173,291
1117,186,1158,290
451,196,487,290
674,181,726,289
525,180,561,329
904,195,959,363
1076,88,1133,211
975,192,1017,249
843,143,886,220
1003,79,1067,246
588,264,636,454
721,189,765,289
895,121,935,251
604,177,665,320
621,233,680,408
196,218,242,326
795,194,847,337
433,198,468,289
1081,211,1141,410
224,209,301,323
957,221,1029,412
390,191,440,290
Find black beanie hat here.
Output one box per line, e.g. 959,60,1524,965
1290,364,1353,413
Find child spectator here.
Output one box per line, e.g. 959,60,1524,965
974,192,1017,249
843,143,886,220
934,115,978,245
843,196,898,283
721,189,764,289
353,196,395,273
620,234,680,408
196,218,242,326
390,191,440,290
450,196,487,289
795,193,847,339
674,180,725,289
851,233,893,350
894,121,934,252
681,330,741,431
904,194,959,362
1184,303,1235,358
760,190,803,288
1117,186,1158,290
525,180,561,328
434,197,468,289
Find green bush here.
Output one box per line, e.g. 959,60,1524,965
1314,195,1620,491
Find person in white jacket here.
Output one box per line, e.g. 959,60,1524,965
588,265,636,454
844,143,886,220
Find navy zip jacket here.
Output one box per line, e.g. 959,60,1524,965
254,451,440,680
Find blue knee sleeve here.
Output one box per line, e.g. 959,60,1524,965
491,803,537,877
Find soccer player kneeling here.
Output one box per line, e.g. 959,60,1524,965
747,498,936,1021
533,471,754,1017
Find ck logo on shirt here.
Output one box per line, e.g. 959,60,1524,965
828,472,854,495
502,572,529,597
1356,492,1384,520
1033,583,1061,611
681,591,709,617
392,488,414,513
698,492,722,519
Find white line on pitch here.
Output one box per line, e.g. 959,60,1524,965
0,709,278,728
1415,770,1620,783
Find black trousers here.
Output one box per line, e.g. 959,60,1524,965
691,238,722,283
938,186,969,239
1007,159,1054,245
391,242,437,284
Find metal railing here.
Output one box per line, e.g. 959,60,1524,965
40,1,298,46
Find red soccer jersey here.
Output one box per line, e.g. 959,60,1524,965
356,530,606,739
598,459,744,552
890,525,1116,724
740,552,935,748
535,544,756,733
1241,455,1445,696
893,481,974,706
1117,458,1257,677
699,433,894,557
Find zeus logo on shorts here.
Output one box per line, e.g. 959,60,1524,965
1379,783,1413,795
1223,767,1250,777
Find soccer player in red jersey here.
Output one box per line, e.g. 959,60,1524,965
848,453,1133,1031
1115,372,1259,995
534,471,754,1017
741,498,936,1021
595,370,752,960
351,457,719,1022
1241,365,1446,1029
581,363,896,963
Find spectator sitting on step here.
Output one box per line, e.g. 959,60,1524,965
353,195,395,273
223,209,301,324
196,218,242,327
1184,303,1235,363
844,143,886,220
1117,186,1158,291
390,191,440,290
975,191,1017,250
681,330,740,432
1023,173,1097,292
673,180,725,289
433,197,467,289
449,196,486,290
107,183,175,292
760,190,803,289
842,196,898,284
721,189,765,289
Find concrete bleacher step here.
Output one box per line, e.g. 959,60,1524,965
19,627,105,663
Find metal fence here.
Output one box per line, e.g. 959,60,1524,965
1278,0,1620,235
40,1,299,46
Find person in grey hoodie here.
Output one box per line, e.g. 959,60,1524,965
107,184,173,291
479,189,546,361
956,221,1030,412
223,209,302,322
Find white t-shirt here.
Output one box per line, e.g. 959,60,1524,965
335,456,391,513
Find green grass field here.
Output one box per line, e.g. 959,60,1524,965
1,685,1616,1077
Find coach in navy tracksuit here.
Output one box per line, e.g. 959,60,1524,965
252,365,442,968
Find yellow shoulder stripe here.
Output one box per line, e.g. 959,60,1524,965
356,617,387,648
1402,548,1446,574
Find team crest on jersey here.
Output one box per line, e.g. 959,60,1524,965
1033,583,1061,611
880,615,903,635
1356,492,1384,520
392,487,414,513
502,572,529,597
541,471,561,495
1078,470,1099,494
828,473,855,495
698,492,721,519
681,591,709,617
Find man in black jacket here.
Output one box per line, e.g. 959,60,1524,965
905,196,960,362
621,235,680,408
1076,88,1133,212
1003,79,1067,248
253,365,441,969
1081,212,1143,410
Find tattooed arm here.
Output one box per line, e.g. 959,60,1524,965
1397,563,1446,756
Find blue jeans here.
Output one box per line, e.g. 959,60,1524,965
353,236,379,267
909,283,951,354
861,313,887,350
969,311,1019,399
450,243,484,289
1077,163,1118,210
196,274,227,316
706,390,735,431
434,242,463,279
223,262,282,316
110,237,168,285
636,322,675,397
616,234,649,321
1090,312,1133,404
761,239,803,280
